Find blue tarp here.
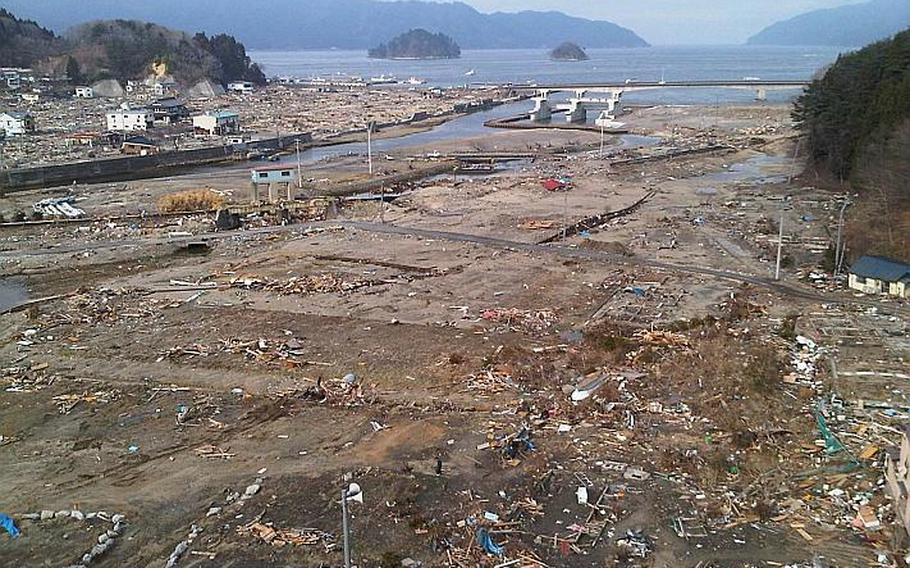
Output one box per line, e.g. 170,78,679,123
475,527,504,556
0,513,20,539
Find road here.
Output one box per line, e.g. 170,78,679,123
3,218,907,317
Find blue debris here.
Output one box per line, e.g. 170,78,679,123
475,527,504,556
0,513,20,539
503,427,535,458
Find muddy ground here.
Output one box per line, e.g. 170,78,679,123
0,103,907,568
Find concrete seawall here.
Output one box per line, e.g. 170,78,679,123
0,133,312,194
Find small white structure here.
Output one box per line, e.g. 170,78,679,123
75,86,94,98
192,110,240,136
250,164,298,203
848,255,910,298
227,81,254,94
0,111,36,135
106,109,154,132
21,92,39,103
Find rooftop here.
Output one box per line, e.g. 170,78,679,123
850,255,910,282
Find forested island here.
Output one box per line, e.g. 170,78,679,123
793,28,910,259
368,29,461,60
550,42,589,61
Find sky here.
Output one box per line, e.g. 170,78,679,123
449,0,861,44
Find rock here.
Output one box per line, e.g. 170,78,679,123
70,510,85,521
82,553,93,564
110,514,125,524
401,558,422,568
243,484,261,498
206,506,222,517
40,510,55,520
21,512,40,520
98,533,110,544
55,510,71,518
343,372,358,386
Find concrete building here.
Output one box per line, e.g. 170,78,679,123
106,109,154,132
227,81,254,94
848,256,910,298
250,164,298,203
192,110,240,136
0,111,36,135
75,86,94,98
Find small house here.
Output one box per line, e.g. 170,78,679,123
193,110,240,136
227,81,254,94
848,255,910,298
106,109,154,132
75,86,94,98
121,135,159,156
0,111,36,135
150,97,188,125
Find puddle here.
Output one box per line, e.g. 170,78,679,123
0,279,28,312
701,154,791,184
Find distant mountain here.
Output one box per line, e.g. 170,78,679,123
369,29,461,60
747,0,910,46
0,0,650,50
550,42,589,61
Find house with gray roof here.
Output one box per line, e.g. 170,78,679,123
848,255,910,298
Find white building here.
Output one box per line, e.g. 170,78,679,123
227,81,254,94
848,256,910,299
0,111,36,135
106,109,154,132
192,110,240,136
75,86,94,98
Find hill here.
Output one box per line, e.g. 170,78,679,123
0,0,650,50
0,9,264,86
369,29,460,60
0,8,63,68
793,28,910,259
747,0,910,46
550,42,589,61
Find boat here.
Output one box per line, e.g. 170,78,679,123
464,69,476,77
405,77,426,85
369,74,397,85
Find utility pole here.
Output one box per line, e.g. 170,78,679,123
367,122,374,176
775,210,785,281
341,488,351,568
295,139,302,189
834,199,850,276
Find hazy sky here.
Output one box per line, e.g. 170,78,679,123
452,0,861,44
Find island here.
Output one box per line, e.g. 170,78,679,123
368,29,461,60
550,42,589,61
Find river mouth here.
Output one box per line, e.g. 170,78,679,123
0,278,28,312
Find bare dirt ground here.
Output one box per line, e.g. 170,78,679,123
1,103,907,568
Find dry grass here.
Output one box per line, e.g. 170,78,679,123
157,189,226,213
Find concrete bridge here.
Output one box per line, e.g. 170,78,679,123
522,80,810,124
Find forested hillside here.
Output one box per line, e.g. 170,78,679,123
0,8,63,67
793,28,910,259
0,9,264,86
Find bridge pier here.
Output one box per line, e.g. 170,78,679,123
566,99,587,123
755,88,767,101
530,96,551,122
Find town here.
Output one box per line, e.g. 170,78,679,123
1,2,909,568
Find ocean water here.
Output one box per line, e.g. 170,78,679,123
251,45,847,104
